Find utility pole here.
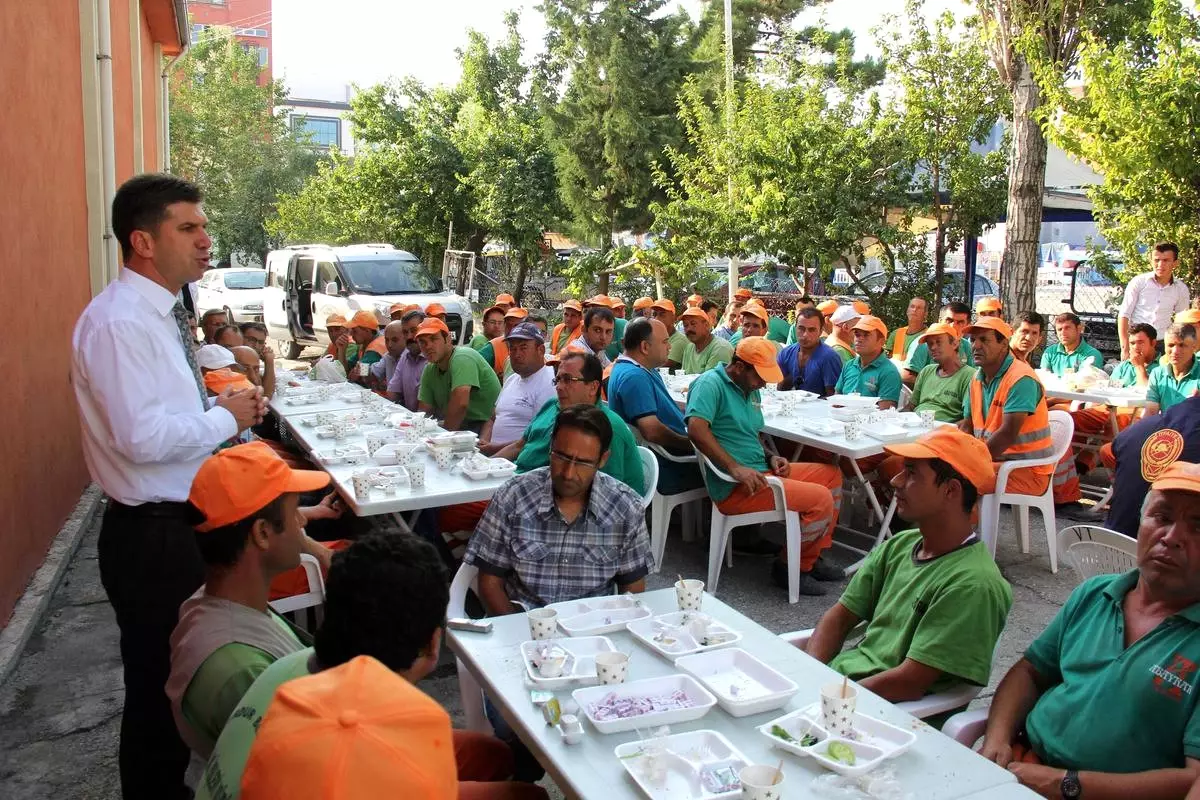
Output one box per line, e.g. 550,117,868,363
724,0,739,302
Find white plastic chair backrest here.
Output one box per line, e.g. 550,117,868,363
1057,524,1138,581
268,554,325,615
448,562,480,619
1047,410,1075,461
636,446,658,509
693,447,732,483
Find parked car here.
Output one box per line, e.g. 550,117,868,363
263,244,473,359
847,269,999,304
194,267,266,323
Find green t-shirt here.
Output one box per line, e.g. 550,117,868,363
682,336,735,375
180,614,304,758
417,346,502,424
469,333,489,351
479,341,496,368
962,354,1043,420
831,342,855,364
1147,357,1200,411
667,330,689,364
197,648,315,800
1039,340,1104,376
606,317,628,361
834,355,902,403
831,529,1011,693
1024,571,1200,772
1110,359,1158,387
910,363,974,423
906,338,973,374
684,366,766,502
515,399,645,495
767,315,790,345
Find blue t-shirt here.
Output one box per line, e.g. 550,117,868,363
777,341,843,396
607,356,687,435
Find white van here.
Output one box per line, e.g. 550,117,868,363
263,244,472,359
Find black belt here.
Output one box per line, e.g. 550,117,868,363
105,499,190,519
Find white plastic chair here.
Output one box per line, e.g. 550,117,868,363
778,626,983,720
636,446,659,510
978,410,1075,573
942,706,990,747
268,553,325,628
694,449,807,605
641,442,709,573
447,563,492,734
1057,524,1138,581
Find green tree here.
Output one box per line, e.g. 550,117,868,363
170,30,319,264
1048,0,1200,282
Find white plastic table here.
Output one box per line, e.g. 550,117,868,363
959,784,1042,799
448,589,1019,800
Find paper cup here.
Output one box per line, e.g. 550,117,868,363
919,409,935,428
433,447,454,470
527,608,558,641
594,651,629,685
358,361,370,378
675,579,704,611
843,420,863,441
402,425,421,443
407,461,426,489
820,681,858,738
740,765,785,799
351,473,370,499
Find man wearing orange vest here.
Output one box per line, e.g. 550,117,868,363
959,317,1079,504
884,297,928,361
550,300,583,353
347,310,387,385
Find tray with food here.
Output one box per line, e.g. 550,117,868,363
573,674,716,734
758,702,916,778
545,595,653,636
614,729,752,799
520,637,617,689
625,612,741,661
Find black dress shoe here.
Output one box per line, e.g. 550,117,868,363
734,538,784,557
809,557,845,582
771,560,828,595
1061,504,1108,522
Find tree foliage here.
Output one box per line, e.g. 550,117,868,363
169,30,319,264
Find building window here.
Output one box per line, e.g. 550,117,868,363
235,27,270,38
190,23,207,43
257,46,268,67
291,115,341,149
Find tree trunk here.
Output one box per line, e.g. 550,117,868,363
932,160,945,312
1001,55,1047,316
513,250,530,306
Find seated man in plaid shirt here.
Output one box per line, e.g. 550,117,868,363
464,403,654,614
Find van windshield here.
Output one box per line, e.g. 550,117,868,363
340,258,441,295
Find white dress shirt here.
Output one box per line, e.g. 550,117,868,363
490,366,556,443
72,269,238,505
1119,271,1191,337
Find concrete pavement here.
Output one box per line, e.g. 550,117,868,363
0,495,1081,799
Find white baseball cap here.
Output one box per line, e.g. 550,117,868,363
197,344,236,370
831,306,861,325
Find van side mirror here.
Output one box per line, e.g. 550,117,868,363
324,281,339,296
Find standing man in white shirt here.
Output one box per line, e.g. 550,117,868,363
478,322,556,454
1119,241,1191,358
71,174,266,800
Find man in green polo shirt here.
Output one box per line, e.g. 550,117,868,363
834,316,902,409
471,305,506,351
904,301,973,387
978,461,1200,799
415,317,502,434
906,322,973,423
493,351,644,495
806,427,1010,705
1040,312,1104,377
1147,323,1200,414
681,306,734,374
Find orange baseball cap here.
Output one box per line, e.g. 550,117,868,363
415,318,450,338
1174,309,1200,325
852,315,888,337
584,294,611,307
1151,461,1200,494
740,304,769,322
734,337,783,383
188,441,330,532
504,306,529,320
816,300,839,315
852,300,871,316
388,303,406,315
733,288,753,301
402,303,421,313
918,321,961,344
975,297,1003,313
686,294,704,307
239,656,457,800
966,316,1013,340
348,310,381,330
884,426,997,495
482,304,505,318
202,368,254,396
425,303,447,317
325,313,349,328
651,299,677,314
495,292,516,305
562,299,583,313
632,296,654,311
680,306,709,322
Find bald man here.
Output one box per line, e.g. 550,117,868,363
368,321,407,392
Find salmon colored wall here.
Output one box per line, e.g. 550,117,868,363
0,4,93,623
110,0,134,181
141,13,159,169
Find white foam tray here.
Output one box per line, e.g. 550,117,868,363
863,423,914,442
614,729,751,799
758,702,916,778
675,648,798,717
574,674,717,734
520,636,616,689
625,612,742,661
545,596,653,636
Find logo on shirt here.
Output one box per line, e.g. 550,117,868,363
1142,429,1185,483
1150,653,1197,700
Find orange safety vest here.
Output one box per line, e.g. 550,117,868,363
551,323,580,354
489,336,508,377
365,335,387,357
890,326,924,359
968,358,1055,474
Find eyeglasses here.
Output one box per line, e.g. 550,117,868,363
550,450,601,470
244,336,266,346
554,375,592,385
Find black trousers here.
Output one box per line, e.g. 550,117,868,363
98,500,205,800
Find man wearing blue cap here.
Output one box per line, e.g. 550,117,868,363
479,322,556,455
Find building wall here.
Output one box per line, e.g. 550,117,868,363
188,0,273,84
141,13,160,170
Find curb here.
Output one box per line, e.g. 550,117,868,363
0,484,104,687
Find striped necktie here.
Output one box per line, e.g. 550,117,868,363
172,299,209,408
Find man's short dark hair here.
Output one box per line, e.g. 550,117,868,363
483,307,505,321
928,458,980,514
623,317,654,352
796,295,814,306
112,173,203,262
560,351,604,384
314,533,448,672
1154,241,1180,258
1129,322,1158,341
401,309,426,325
553,403,614,456
945,301,971,317
584,307,615,328
213,324,241,342
701,299,721,314
797,307,824,327
1167,323,1198,341
240,321,268,336
201,308,227,324
1014,311,1045,331
1055,312,1082,327
527,314,548,328
185,494,288,568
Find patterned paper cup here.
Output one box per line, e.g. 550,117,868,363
433,447,454,470
594,651,629,685
407,461,426,489
820,681,858,738
675,579,704,611
527,608,558,641
739,764,785,799
843,420,863,441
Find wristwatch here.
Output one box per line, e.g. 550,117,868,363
1061,769,1081,799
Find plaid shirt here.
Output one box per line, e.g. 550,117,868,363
464,467,653,608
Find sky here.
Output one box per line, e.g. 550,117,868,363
272,0,967,101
